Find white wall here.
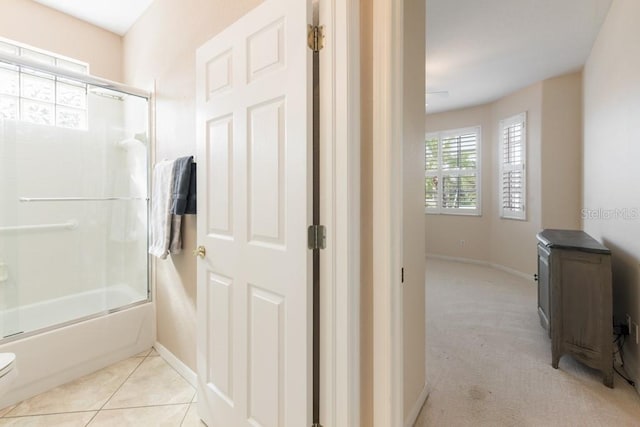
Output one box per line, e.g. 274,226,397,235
425,104,493,262
489,83,543,275
0,0,122,81
425,82,543,275
403,0,427,423
425,72,583,276
541,73,582,230
123,0,264,371
583,0,640,388
359,0,374,424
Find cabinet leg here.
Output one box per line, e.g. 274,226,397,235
603,371,613,388
552,350,560,369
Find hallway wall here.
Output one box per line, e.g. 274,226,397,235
583,0,640,390
402,0,427,422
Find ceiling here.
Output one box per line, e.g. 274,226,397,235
426,0,613,114
33,0,612,112
33,0,155,35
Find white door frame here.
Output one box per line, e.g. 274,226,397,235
319,0,362,426
372,0,405,426
322,0,407,424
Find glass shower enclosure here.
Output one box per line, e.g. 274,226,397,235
0,49,150,341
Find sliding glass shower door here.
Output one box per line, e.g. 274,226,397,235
0,56,150,341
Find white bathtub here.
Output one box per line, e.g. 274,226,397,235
0,287,155,409
1,285,147,337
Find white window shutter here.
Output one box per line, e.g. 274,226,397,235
425,127,481,215
499,113,526,220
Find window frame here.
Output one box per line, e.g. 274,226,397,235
425,125,482,216
498,112,527,220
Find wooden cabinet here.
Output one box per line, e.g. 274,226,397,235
536,229,613,388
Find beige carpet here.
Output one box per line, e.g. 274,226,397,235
414,258,640,427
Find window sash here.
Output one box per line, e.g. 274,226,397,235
499,113,526,220
425,127,481,215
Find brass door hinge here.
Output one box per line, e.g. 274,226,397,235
307,25,325,52
307,225,326,250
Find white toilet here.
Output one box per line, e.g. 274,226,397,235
0,353,17,397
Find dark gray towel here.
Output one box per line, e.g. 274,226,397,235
185,162,197,215
171,156,194,215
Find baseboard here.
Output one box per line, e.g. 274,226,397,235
491,263,533,282
154,341,197,388
404,383,429,427
426,253,533,282
622,345,640,396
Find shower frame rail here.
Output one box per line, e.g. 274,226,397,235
0,52,150,99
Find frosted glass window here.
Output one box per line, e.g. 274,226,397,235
21,73,55,103
0,95,18,120
56,106,86,129
21,49,55,66
57,83,86,108
0,66,18,96
21,99,54,125
0,38,89,130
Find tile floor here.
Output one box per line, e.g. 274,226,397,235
0,348,204,426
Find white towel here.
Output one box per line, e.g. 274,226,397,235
149,160,176,259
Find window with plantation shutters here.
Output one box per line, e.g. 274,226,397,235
499,113,526,220
425,126,481,215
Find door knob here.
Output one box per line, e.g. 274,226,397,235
193,246,206,258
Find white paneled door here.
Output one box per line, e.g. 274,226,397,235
195,0,312,426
